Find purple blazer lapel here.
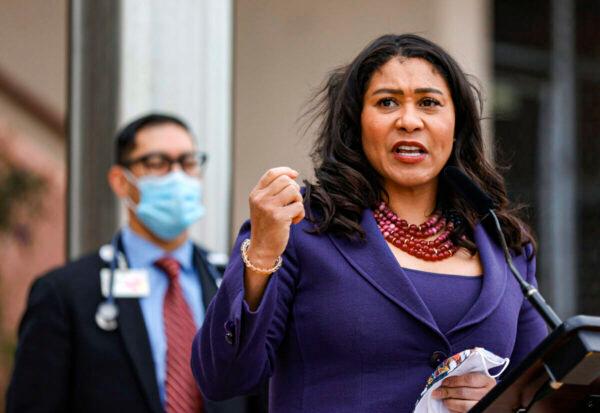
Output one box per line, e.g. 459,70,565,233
446,224,508,335
328,211,509,340
327,209,446,340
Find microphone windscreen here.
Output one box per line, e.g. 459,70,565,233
442,166,495,215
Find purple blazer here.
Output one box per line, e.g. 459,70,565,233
192,209,547,412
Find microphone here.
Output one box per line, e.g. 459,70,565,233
442,166,562,330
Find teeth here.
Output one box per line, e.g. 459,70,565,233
395,145,424,154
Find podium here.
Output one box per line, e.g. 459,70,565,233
471,315,600,412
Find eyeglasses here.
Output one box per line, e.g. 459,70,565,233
121,151,208,176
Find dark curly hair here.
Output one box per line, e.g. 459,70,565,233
304,33,535,256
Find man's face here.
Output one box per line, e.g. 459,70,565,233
123,123,200,203
107,121,207,244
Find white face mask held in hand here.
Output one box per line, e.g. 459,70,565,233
413,347,510,413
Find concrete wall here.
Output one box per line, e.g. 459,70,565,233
232,0,491,236
117,0,233,256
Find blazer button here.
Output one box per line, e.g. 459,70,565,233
430,351,448,369
224,320,235,345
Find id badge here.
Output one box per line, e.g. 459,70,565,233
100,268,151,298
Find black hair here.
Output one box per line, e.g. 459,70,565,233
304,33,535,255
114,113,191,165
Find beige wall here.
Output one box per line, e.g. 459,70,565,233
0,0,67,160
0,92,64,159
0,0,67,113
233,0,491,236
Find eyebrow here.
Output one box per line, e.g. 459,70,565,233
371,87,444,96
129,150,198,161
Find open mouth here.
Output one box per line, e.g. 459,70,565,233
393,145,427,157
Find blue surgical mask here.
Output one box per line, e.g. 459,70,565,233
125,170,205,240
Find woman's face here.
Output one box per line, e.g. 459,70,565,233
361,57,455,196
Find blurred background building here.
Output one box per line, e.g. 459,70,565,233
0,0,598,408
0,0,67,399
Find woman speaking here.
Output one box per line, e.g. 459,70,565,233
192,34,547,412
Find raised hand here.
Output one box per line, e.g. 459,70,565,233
244,167,304,309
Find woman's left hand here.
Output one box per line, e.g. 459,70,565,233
431,372,496,412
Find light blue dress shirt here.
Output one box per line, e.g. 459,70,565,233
121,226,205,405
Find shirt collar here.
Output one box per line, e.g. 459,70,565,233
121,226,194,271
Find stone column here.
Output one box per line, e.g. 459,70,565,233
69,0,233,258
68,0,121,258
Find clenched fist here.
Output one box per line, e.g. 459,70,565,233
244,167,305,309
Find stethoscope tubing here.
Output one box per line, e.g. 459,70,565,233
106,234,120,305
95,233,122,331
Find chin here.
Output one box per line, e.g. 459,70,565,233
387,172,438,191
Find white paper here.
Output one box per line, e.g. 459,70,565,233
413,347,509,413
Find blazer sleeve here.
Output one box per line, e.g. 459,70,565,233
6,275,71,413
509,245,549,366
192,220,300,401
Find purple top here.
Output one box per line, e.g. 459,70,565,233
192,211,548,413
404,268,483,334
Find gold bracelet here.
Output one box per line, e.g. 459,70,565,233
240,239,283,275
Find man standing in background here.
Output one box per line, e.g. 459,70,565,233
6,113,251,413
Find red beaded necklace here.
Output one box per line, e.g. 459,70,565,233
373,201,464,261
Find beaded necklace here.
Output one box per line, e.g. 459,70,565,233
373,201,465,261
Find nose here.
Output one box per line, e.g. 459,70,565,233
171,163,183,172
395,105,423,132
169,161,185,173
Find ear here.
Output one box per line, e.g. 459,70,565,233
107,165,131,199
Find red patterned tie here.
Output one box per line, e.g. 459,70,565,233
155,257,203,413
